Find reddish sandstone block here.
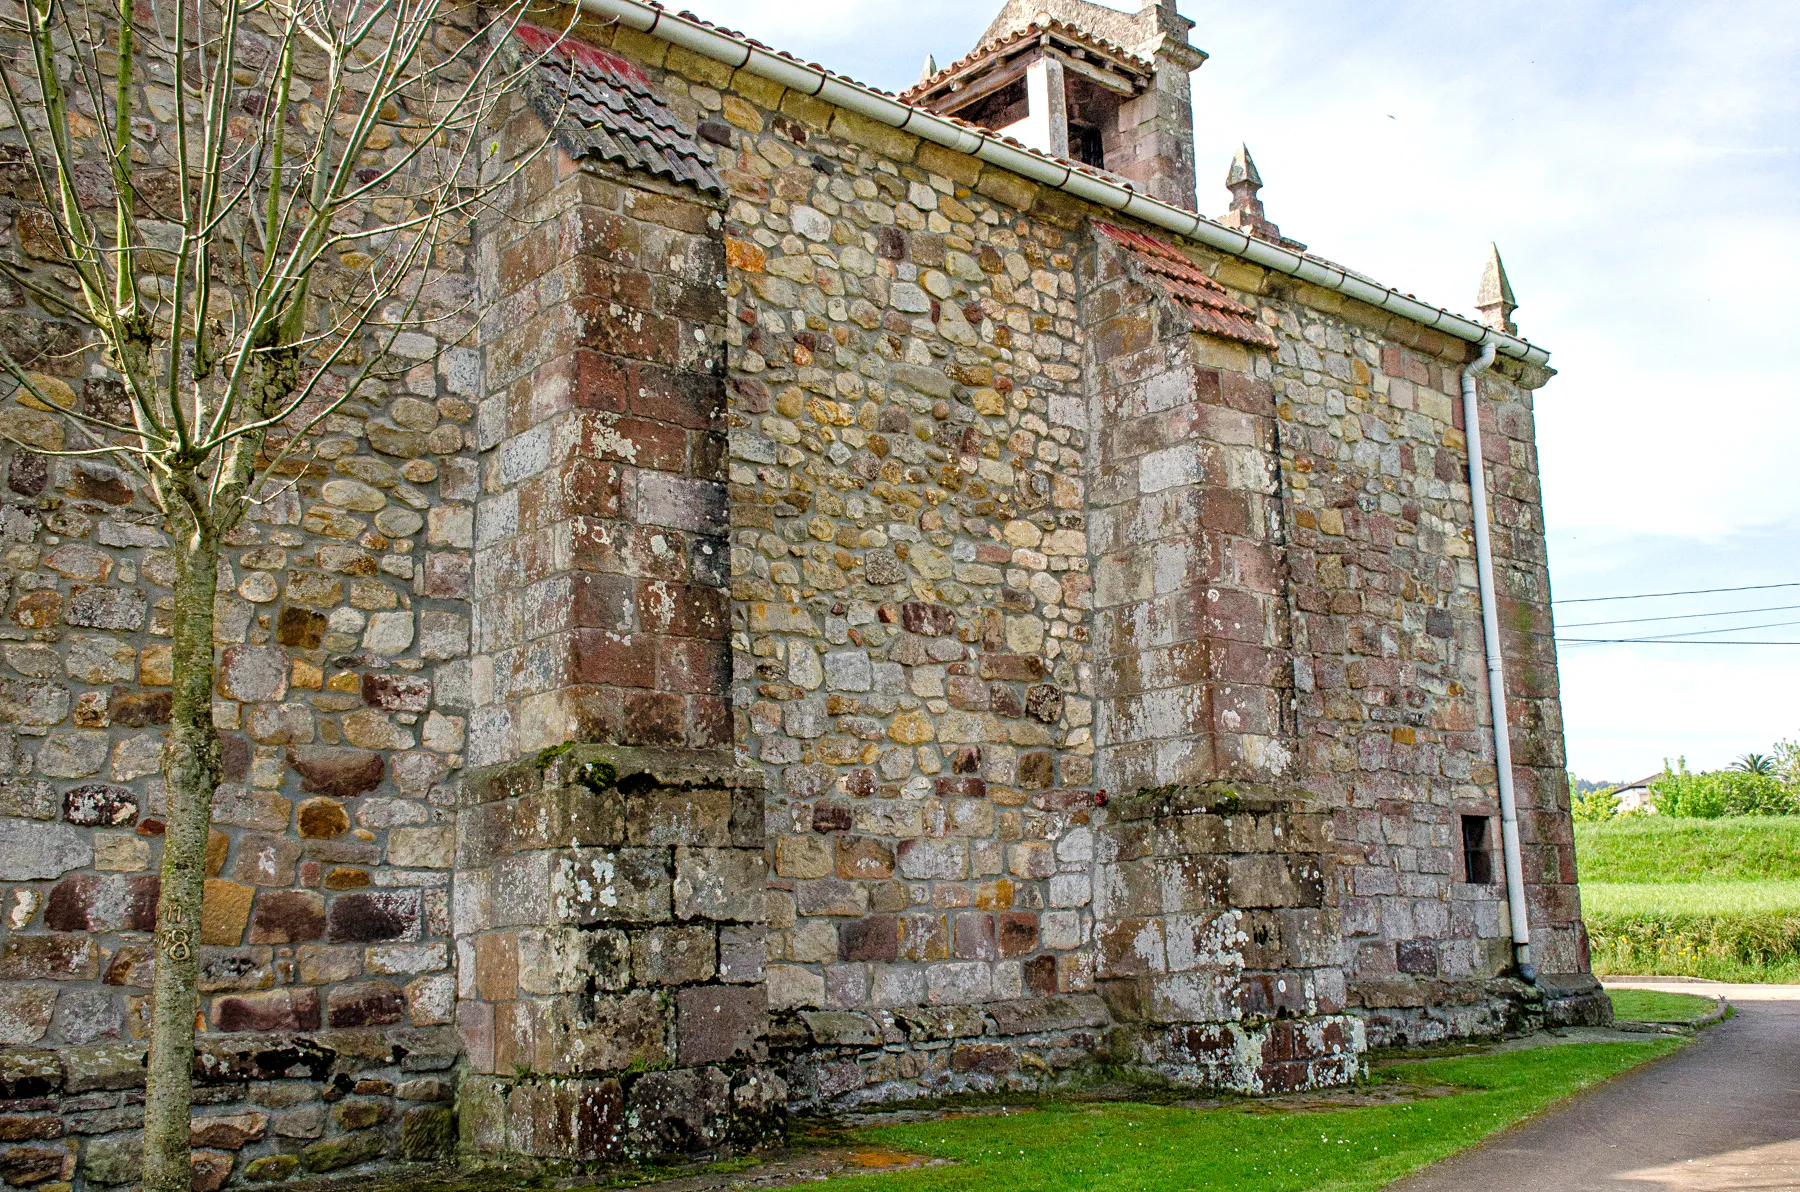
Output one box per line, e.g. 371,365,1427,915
629,361,725,431
326,982,405,1028
214,988,321,1033
997,912,1040,957
573,629,657,689
622,691,685,746
637,579,726,637
674,985,765,1066
657,637,728,696
838,915,898,962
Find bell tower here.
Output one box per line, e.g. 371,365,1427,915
905,0,1207,211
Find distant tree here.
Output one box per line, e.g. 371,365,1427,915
1570,775,1619,823
1734,753,1777,776
1776,740,1800,788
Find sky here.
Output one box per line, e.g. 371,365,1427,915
679,0,1800,781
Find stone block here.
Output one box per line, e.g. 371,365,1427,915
190,1150,234,1191
0,986,54,1044
501,1077,624,1161
326,981,406,1028
0,820,90,880
774,835,832,879
795,878,867,918
326,891,421,942
399,1105,455,1161
896,838,966,881
925,961,991,1005
217,644,288,702
58,1044,142,1095
0,934,98,981
249,890,326,944
553,848,671,923
628,1067,730,1157
65,586,146,630
718,925,766,984
287,747,384,798
244,1154,299,1182
626,787,732,848
189,1110,268,1149
0,779,54,821
82,1134,140,1185
674,847,766,922
676,984,766,1064
835,837,894,880
632,925,716,985
301,1129,385,1172
213,988,321,1033
512,786,624,850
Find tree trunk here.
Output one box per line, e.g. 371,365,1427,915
144,521,220,1192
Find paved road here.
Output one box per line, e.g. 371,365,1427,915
1390,978,1800,1192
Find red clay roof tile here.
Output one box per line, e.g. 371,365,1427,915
1095,221,1277,349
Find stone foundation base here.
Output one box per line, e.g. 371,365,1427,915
776,996,1115,1109
776,995,1365,1107
459,1064,785,1164
1118,1014,1364,1094
1356,972,1613,1049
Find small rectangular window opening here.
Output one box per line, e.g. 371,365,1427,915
1461,815,1493,884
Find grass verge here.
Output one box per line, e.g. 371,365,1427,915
800,1041,1678,1191
1605,989,1719,1023
1575,816,1800,883
1583,880,1800,981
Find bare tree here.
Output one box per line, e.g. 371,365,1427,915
0,0,558,1185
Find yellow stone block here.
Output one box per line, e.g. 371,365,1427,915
888,711,935,745
721,95,764,133
139,645,173,687
200,879,255,946
14,373,74,412
731,69,785,112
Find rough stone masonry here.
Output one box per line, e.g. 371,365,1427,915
0,0,1606,1186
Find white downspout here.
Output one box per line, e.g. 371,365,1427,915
1460,342,1535,983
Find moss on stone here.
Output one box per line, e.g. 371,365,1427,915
399,1105,455,1161
302,1129,386,1172
243,1154,299,1183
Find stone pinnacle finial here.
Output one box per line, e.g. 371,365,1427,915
1475,243,1518,334
1218,144,1305,251
919,54,937,84
1227,143,1262,189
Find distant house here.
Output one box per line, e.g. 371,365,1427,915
1612,774,1663,813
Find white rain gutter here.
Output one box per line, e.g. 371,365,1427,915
575,0,1551,368
1460,343,1535,983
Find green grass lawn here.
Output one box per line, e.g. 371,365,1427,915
1584,880,1800,916
1575,815,1800,883
1583,880,1800,981
1606,988,1720,1023
1577,816,1800,981
802,1041,1677,1192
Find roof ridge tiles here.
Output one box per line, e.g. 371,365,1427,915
900,16,1154,101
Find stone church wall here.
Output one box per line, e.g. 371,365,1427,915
0,8,1595,1187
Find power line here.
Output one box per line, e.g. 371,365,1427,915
1554,581,1800,605
1558,602,1800,630
1558,639,1800,646
1616,617,1800,642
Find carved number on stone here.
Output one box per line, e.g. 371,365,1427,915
162,912,192,961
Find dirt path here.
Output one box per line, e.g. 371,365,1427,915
1388,977,1800,1191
